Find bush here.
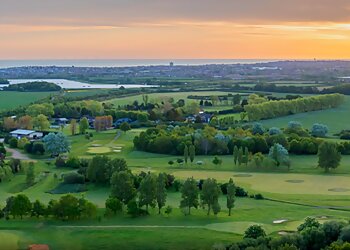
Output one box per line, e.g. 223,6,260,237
244,225,266,239
63,172,85,184
9,137,18,148
254,193,264,200
66,156,80,169
32,142,45,155
236,186,248,197
17,137,29,149
55,157,66,168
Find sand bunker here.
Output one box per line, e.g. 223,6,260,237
285,180,305,183
233,174,253,178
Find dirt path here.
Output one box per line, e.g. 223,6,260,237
5,147,31,160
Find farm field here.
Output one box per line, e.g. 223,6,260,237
0,91,56,110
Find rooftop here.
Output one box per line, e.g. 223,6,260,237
10,129,36,135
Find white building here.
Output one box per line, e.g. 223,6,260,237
10,130,44,140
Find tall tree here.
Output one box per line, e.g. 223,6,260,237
189,145,195,164
155,173,167,214
184,145,189,164
233,146,239,166
110,171,136,205
70,119,77,136
79,117,89,134
318,141,341,173
226,178,236,216
26,162,35,187
243,147,249,167
201,178,221,215
180,177,199,215
238,147,243,166
138,173,157,212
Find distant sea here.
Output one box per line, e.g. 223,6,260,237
0,59,277,68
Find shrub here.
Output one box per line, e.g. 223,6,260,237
55,156,66,168
311,123,329,137
63,172,85,184
9,137,18,148
254,193,264,200
244,225,266,239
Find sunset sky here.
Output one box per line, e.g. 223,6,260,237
1,0,350,59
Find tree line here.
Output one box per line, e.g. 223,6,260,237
244,94,345,121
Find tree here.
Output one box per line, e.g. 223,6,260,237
226,178,236,216
233,146,239,165
11,194,32,219
79,117,89,134
269,143,290,168
244,225,266,239
26,162,35,187
212,156,222,167
238,147,243,166
252,123,265,135
33,114,50,131
201,178,221,215
120,122,131,133
137,113,149,123
189,145,195,164
105,197,122,215
18,115,33,130
184,145,189,164
311,123,329,137
243,147,249,167
70,119,77,136
26,103,54,117
155,173,167,214
318,141,341,172
297,217,321,232
3,117,17,131
17,137,29,149
9,137,18,148
180,177,199,215
31,200,46,218
42,132,70,156
138,173,157,212
110,171,136,205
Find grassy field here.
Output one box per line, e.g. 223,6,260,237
0,91,56,110
259,96,350,134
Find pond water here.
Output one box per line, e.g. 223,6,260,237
6,79,157,89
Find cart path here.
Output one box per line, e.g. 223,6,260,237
5,147,31,160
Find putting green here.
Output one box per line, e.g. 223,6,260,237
173,170,350,195
0,231,21,250
87,147,111,154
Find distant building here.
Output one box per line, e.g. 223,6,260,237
53,118,69,126
10,129,44,140
114,118,133,127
